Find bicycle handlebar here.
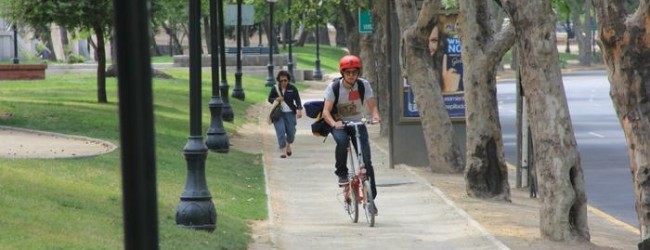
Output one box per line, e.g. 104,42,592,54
341,120,378,127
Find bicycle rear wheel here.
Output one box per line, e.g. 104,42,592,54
346,184,359,223
362,180,375,227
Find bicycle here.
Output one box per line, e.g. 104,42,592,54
339,120,377,227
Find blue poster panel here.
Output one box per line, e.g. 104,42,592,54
401,14,465,122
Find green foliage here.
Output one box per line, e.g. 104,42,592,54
442,0,459,10
2,0,113,35
66,53,86,64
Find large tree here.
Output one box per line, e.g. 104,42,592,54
458,0,515,200
4,0,113,103
592,0,650,246
395,0,464,173
369,0,391,136
502,0,590,241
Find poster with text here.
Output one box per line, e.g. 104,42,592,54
401,13,465,122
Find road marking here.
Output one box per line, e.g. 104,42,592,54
588,205,639,235
589,132,605,138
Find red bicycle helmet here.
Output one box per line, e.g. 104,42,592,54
339,55,362,72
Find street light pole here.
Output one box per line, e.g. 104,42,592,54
112,0,159,247
175,0,216,232
287,0,294,83
13,23,19,64
205,0,229,153
232,0,245,100
313,20,323,81
217,0,234,122
265,0,278,87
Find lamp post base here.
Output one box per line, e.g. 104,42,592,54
175,136,216,232
206,97,229,153
314,59,323,81
175,199,217,232
232,72,245,100
265,64,275,86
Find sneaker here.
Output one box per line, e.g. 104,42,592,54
338,175,349,186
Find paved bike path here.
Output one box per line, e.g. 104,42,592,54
253,80,509,250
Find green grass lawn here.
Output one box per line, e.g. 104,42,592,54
0,64,328,248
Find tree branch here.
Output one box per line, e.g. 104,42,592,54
487,23,515,61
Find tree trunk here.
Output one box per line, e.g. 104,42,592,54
503,0,589,241
579,0,593,66
332,20,347,47
44,29,57,62
395,0,463,174
372,0,390,136
244,26,250,47
295,24,307,46
593,0,650,244
162,23,184,55
150,25,162,56
567,0,591,66
60,26,69,60
490,3,508,72
359,34,373,82
204,16,212,54
459,0,515,201
320,26,331,46
565,18,572,54
338,3,359,55
94,24,108,103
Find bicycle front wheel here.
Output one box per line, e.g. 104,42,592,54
346,184,359,223
362,180,375,227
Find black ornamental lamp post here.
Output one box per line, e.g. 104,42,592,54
287,0,294,83
13,23,19,64
217,0,234,122
113,0,159,247
205,0,229,153
313,20,323,81
232,0,245,100
175,0,217,232
265,0,278,87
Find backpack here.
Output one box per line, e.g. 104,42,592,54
304,77,365,119
305,78,366,138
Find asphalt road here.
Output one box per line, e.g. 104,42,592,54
497,70,637,227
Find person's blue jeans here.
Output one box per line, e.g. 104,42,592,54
273,111,296,149
332,124,377,198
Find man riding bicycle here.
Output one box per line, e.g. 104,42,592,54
322,55,381,199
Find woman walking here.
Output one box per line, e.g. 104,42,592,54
267,70,303,158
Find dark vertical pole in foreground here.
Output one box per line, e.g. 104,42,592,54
13,24,19,64
112,0,159,248
217,0,234,122
205,0,229,153
232,0,245,100
175,0,217,232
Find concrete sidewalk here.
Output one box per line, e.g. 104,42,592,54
250,80,509,250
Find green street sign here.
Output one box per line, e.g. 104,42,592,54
358,9,372,34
